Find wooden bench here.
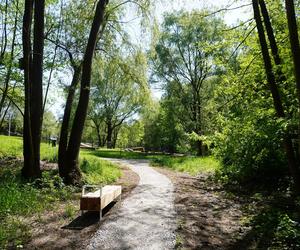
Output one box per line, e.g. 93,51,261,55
80,185,122,220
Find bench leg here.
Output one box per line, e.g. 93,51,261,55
99,209,102,221
81,210,84,216
118,194,122,208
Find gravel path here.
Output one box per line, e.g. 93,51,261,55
87,159,176,250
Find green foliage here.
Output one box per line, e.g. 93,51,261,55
64,203,76,219
89,50,150,148
143,97,188,153
212,109,288,185
0,136,122,247
148,10,227,154
0,217,30,250
244,208,300,249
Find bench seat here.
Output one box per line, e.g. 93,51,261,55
80,185,122,219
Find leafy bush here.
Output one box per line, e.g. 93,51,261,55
246,208,300,249
212,110,288,185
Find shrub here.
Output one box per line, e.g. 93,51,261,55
212,110,288,186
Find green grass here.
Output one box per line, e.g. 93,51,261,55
91,148,148,159
0,135,23,159
0,135,57,162
80,150,121,185
150,155,220,175
93,148,220,176
0,136,121,248
0,168,75,248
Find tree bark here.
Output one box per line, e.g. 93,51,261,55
259,0,287,84
62,0,109,184
253,0,300,192
285,0,300,159
196,140,203,156
58,65,81,179
30,0,45,175
106,120,113,148
95,123,101,147
21,0,41,179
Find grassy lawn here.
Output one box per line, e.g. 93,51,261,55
0,135,121,248
150,155,220,175
0,135,219,247
92,148,220,176
91,148,148,159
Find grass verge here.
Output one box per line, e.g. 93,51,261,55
92,148,221,176
0,136,121,248
150,155,220,175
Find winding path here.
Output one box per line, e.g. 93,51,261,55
87,159,176,250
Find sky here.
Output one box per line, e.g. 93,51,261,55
48,0,252,117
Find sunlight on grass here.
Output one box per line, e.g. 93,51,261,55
0,135,57,161
80,150,121,185
151,156,220,175
93,147,220,176
92,148,147,159
0,136,122,248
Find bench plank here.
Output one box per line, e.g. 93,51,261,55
80,185,122,212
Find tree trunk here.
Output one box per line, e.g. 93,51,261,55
259,0,286,84
58,65,81,179
62,0,108,185
112,127,119,149
21,0,41,179
107,120,113,148
285,0,300,159
30,0,45,176
253,0,300,192
96,124,101,147
196,140,202,156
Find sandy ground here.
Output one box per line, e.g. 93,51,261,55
86,159,176,250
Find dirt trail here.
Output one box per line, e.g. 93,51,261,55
87,159,176,250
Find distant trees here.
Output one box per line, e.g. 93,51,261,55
151,11,225,155
89,51,149,148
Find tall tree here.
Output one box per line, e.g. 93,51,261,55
59,0,109,184
152,11,225,155
285,0,300,158
252,0,300,192
90,52,149,148
21,0,45,179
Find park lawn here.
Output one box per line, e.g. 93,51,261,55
92,148,221,176
0,135,121,249
150,155,221,175
91,148,148,159
0,135,121,184
0,135,58,162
